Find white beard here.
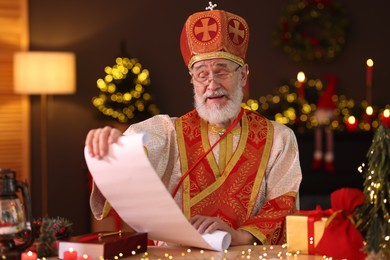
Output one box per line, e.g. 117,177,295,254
194,83,243,125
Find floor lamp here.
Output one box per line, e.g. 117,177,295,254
13,51,76,217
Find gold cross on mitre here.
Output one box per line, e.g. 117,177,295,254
205,1,217,10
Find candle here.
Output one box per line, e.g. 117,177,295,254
78,254,92,260
64,248,78,260
21,251,37,260
380,109,390,128
365,106,374,116
79,254,92,260
366,59,374,104
346,116,358,132
297,71,305,100
364,105,374,124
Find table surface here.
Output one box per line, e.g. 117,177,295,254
124,245,324,259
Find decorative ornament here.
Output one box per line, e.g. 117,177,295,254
274,0,349,62
205,1,217,11
31,217,73,257
92,56,160,123
310,74,337,173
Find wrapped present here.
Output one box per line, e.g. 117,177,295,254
315,188,366,260
58,231,147,259
286,188,366,259
286,206,330,254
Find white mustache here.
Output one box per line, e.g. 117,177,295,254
204,89,228,99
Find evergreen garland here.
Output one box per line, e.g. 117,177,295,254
33,217,73,257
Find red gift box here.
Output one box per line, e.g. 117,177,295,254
58,231,147,259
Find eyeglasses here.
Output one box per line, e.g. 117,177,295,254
190,65,241,85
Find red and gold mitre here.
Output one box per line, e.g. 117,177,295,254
180,9,249,69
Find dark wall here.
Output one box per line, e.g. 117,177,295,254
28,0,390,234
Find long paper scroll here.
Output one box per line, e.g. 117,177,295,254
84,134,231,251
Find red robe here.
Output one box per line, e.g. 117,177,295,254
176,109,297,244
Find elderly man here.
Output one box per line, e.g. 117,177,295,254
86,8,302,246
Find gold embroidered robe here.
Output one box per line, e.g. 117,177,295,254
90,109,302,245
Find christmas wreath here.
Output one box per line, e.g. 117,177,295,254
274,0,348,62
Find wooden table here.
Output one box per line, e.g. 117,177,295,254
125,245,324,259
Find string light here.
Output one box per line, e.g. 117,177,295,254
92,57,159,123
242,74,389,132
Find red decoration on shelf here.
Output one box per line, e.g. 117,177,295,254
380,109,390,128
346,116,358,132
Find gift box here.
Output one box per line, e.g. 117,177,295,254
286,209,328,254
286,188,367,259
58,231,147,259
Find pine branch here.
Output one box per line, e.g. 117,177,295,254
34,217,73,257
355,124,390,254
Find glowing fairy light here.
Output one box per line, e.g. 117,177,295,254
366,106,374,116
241,73,389,132
297,71,305,82
384,109,390,117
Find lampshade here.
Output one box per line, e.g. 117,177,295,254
13,51,76,94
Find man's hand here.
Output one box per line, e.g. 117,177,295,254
85,126,122,159
189,215,257,246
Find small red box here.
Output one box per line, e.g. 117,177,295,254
58,231,147,259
